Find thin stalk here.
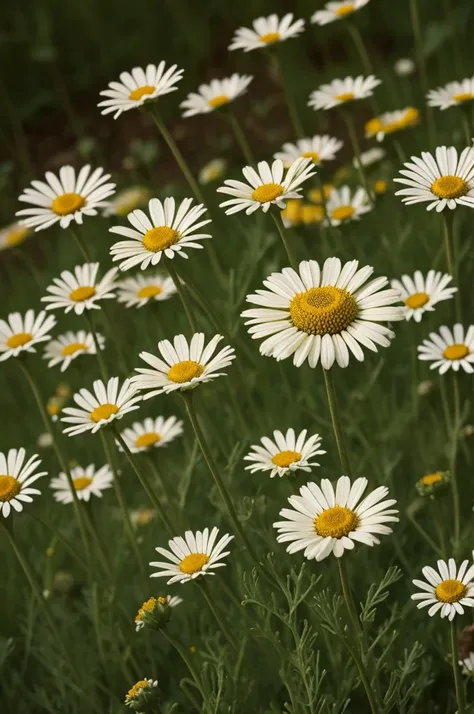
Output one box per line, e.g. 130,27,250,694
164,257,198,333
346,22,373,74
15,249,43,289
450,374,461,550
198,580,236,649
338,558,362,638
270,50,305,139
344,637,381,714
451,620,465,714
322,368,352,477
407,513,442,556
69,224,92,262
342,111,374,204
85,312,108,381
409,0,436,147
442,211,461,321
227,108,255,165
270,210,298,270
161,630,206,700
461,112,472,147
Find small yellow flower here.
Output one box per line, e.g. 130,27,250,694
0,223,32,251
374,179,389,195
416,471,450,497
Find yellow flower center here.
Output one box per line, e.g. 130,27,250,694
136,597,157,621
335,92,355,102
6,227,29,247
443,344,469,360
301,151,321,164
129,85,156,101
290,286,358,336
142,226,180,253
453,92,474,104
259,31,281,44
127,680,150,699
252,183,284,203
47,400,61,416
308,185,333,203
51,192,85,216
431,176,468,200
365,117,383,136
135,432,161,448
69,286,96,302
271,450,302,468
335,3,355,16
167,360,204,383
90,403,119,423
435,579,467,603
6,332,33,349
133,508,156,526
421,472,442,486
61,342,87,357
281,200,302,225
301,204,324,224
72,476,93,491
314,505,359,538
374,179,388,195
137,285,163,299
179,552,210,574
331,205,355,222
208,94,229,109
0,475,21,502
405,292,429,309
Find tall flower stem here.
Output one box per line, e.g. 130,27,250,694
227,109,255,166
270,210,298,270
197,579,236,649
85,312,108,381
322,368,352,477
442,211,461,320
451,620,465,714
164,257,198,333
450,374,461,551
69,225,92,262
346,22,373,75
341,111,374,205
161,630,206,700
409,0,436,147
338,559,362,638
270,51,305,139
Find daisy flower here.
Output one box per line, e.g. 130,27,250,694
134,594,182,631
229,13,305,52
391,270,457,323
98,62,184,119
460,652,474,674
150,527,234,584
241,257,404,370
130,508,156,528
0,223,31,251
274,476,398,561
119,415,184,453
125,679,159,711
416,471,450,497
43,330,105,371
41,263,117,315
308,75,381,111
417,324,474,374
16,165,116,231
180,74,253,117
199,158,227,185
117,273,176,309
0,310,56,362
394,58,415,76
274,135,343,167
244,428,325,478
50,463,113,504
281,199,303,227
427,77,474,111
311,0,371,25
109,197,211,271
394,146,474,212
373,179,389,195
103,186,150,217
217,157,315,215
324,186,372,226
356,147,386,167
365,107,420,141
132,333,235,399
61,377,141,437
0,448,47,518
411,559,474,620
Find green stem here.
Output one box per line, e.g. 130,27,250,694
271,50,305,139
161,630,206,700
270,210,298,270
450,374,461,551
342,111,374,204
322,368,352,477
338,558,362,638
227,109,255,165
198,580,236,649
407,514,442,556
409,0,436,147
451,620,465,714
69,224,92,262
164,257,198,333
85,312,108,381
461,112,472,146
442,211,461,321
344,637,380,714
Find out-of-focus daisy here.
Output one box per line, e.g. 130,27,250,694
274,135,343,168
365,107,420,141
417,379,435,396
301,204,325,225
109,197,211,271
134,594,182,631
391,270,457,323
274,476,398,561
427,77,474,111
394,146,474,212
217,157,315,215
0,223,31,251
150,527,234,584
47,396,65,422
37,432,53,449
132,333,235,399
373,179,389,195
61,377,141,437
16,166,115,231
43,330,105,371
242,257,404,370
41,263,117,315
119,415,184,453
125,679,159,711
311,0,370,25
281,199,303,227
460,652,474,675
199,158,227,185
416,470,450,497
418,324,474,374
394,58,415,76
0,310,56,362
308,75,381,111
180,74,253,117
50,463,113,504
324,186,371,226
117,273,176,309
308,184,334,203
98,62,184,119
103,187,150,217
356,147,386,167
244,428,325,478
0,448,47,518
130,507,157,528
412,559,474,620
229,13,305,52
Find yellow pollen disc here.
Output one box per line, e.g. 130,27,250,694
6,227,29,247
167,360,204,383
90,403,119,423
47,401,61,416
331,205,355,222
157,596,167,604
179,552,209,574
127,680,150,699
0,475,21,502
6,332,33,349
136,597,157,621
365,117,383,135
72,476,93,491
374,179,388,195
271,450,302,468
252,183,284,203
135,432,161,448
259,31,280,44
314,505,359,538
302,204,324,224
208,94,229,108
431,175,468,200
137,285,163,299
61,342,87,357
129,85,156,101
443,343,469,360
290,286,358,336
142,226,179,253
70,286,96,302
335,3,355,16
335,92,355,102
435,579,467,603
453,92,474,103
52,192,85,216
405,292,429,309
421,472,442,486
301,151,321,163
